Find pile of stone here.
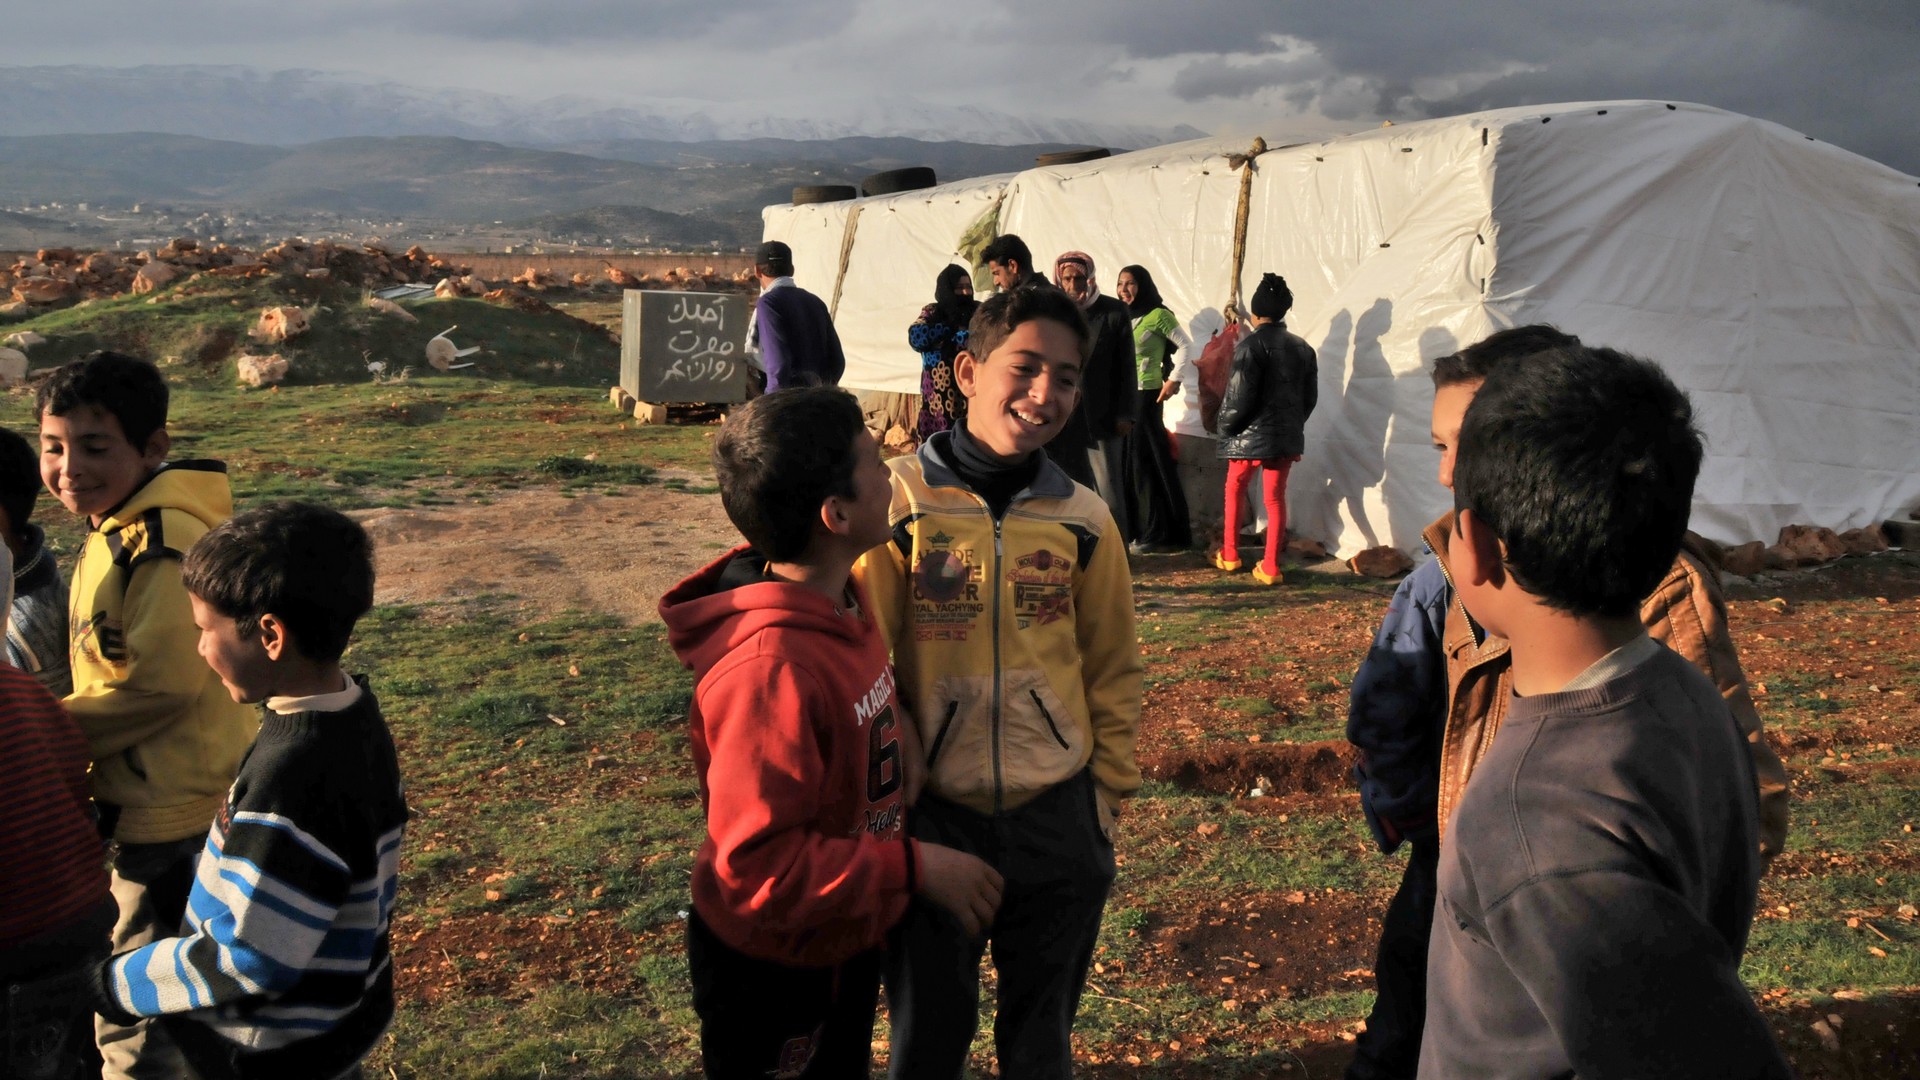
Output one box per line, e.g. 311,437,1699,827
0,239,479,313
1717,524,1892,577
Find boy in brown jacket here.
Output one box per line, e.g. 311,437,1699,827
1341,325,1788,1080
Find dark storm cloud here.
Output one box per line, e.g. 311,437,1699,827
431,0,861,46
0,0,1910,174
1066,0,1918,174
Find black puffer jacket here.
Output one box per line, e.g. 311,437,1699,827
1217,322,1318,460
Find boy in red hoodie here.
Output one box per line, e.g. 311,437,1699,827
661,387,1003,1080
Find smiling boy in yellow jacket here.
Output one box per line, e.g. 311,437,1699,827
37,351,257,1080
856,285,1142,1079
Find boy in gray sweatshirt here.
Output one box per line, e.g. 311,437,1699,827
1422,344,1789,1079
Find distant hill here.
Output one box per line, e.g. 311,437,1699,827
558,135,1101,176
0,65,1204,149
0,131,1112,250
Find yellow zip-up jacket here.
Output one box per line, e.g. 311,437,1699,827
854,437,1142,831
66,460,258,843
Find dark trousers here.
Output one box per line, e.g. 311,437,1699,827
686,910,882,1080
3,899,115,1080
1124,389,1190,548
1346,837,1439,1080
886,771,1115,1080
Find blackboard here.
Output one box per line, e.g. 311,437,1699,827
620,290,752,403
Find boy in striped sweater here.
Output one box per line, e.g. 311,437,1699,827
90,502,407,1080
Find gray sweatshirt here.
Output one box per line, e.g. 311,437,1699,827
1420,640,1789,1079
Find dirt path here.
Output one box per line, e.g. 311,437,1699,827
353,485,736,623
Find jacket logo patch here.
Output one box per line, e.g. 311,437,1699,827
911,537,983,639
1006,548,1073,628
73,609,128,664
913,547,977,603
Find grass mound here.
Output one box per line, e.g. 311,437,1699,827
6,273,619,388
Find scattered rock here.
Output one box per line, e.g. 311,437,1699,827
252,305,310,344
1721,540,1767,577
1778,524,1848,564
3,330,46,350
482,288,559,316
235,353,290,388
610,386,637,412
1286,537,1329,559
366,296,417,322
883,423,916,453
1838,525,1889,555
1810,1018,1840,1052
604,264,643,289
0,347,28,386
11,276,75,304
130,260,180,295
1763,544,1805,571
1346,546,1414,578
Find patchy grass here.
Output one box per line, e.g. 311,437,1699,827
1,379,716,519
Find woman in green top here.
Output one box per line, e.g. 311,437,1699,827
1117,264,1191,552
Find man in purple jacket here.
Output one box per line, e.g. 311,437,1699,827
750,241,846,392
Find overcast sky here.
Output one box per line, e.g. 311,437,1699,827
5,0,1915,172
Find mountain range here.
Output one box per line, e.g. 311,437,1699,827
0,65,1204,251
0,65,1202,150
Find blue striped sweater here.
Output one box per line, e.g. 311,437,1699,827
106,678,407,1080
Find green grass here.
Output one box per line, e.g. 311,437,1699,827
2,379,717,516
4,275,619,386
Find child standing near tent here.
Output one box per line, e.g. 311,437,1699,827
1420,343,1788,1077
857,286,1142,1079
1342,326,1789,1080
1213,273,1317,584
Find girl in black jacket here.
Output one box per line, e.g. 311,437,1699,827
1214,273,1318,584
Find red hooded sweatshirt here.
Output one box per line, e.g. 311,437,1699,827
661,546,917,966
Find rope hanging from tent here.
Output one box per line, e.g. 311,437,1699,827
1224,136,1269,323
828,203,865,319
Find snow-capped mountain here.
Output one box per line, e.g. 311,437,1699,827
0,65,1203,150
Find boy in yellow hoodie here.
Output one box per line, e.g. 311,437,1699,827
37,351,257,1080
856,286,1143,1078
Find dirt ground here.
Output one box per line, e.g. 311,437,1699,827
365,492,1920,1077
353,483,738,622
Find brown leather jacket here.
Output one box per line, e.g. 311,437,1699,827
1424,513,1791,860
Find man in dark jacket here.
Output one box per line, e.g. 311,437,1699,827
750,240,846,392
1214,273,1317,583
1053,251,1137,526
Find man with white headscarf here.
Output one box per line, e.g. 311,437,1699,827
1052,251,1136,534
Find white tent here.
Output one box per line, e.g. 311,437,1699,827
761,101,1920,557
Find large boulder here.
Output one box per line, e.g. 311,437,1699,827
1720,540,1768,577
366,296,417,322
1777,524,1847,564
1838,525,1889,555
1347,546,1415,578
0,347,27,386
235,353,289,388
252,305,310,344
12,277,75,304
130,261,180,295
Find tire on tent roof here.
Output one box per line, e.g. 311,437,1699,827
792,184,859,205
859,167,938,197
1035,148,1110,167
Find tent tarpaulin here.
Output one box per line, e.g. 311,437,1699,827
762,101,1920,557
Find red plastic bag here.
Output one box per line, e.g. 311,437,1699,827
1197,321,1240,435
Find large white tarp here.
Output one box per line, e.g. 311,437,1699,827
763,101,1920,555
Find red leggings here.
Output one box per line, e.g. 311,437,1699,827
1221,456,1298,573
